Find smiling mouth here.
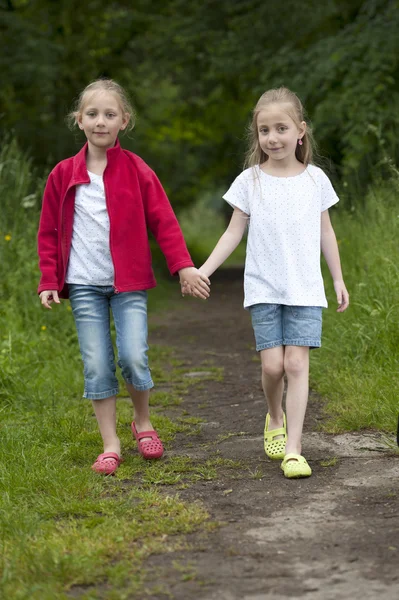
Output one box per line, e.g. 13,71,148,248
269,147,282,151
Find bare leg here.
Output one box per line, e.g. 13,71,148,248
126,384,154,441
284,346,310,455
260,346,285,430
92,396,121,457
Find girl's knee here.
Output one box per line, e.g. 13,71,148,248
261,358,284,380
84,353,115,379
284,349,309,377
118,351,148,378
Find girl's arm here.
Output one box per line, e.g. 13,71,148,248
137,166,210,297
200,208,248,278
320,210,349,312
181,207,248,298
37,170,62,296
181,207,248,300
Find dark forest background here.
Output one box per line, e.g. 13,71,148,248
1,0,399,210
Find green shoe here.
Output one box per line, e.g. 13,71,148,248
264,412,287,460
281,453,312,478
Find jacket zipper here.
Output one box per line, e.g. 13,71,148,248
103,173,118,293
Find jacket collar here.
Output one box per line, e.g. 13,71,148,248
70,139,123,186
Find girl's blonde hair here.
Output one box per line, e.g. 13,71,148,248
244,87,316,168
67,78,135,132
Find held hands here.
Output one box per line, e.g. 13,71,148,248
179,267,210,300
334,280,349,312
40,290,61,310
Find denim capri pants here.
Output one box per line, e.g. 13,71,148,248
69,285,154,400
249,303,323,351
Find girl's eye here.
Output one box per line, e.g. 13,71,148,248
107,113,116,118
278,127,287,133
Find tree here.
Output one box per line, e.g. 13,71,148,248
1,0,398,209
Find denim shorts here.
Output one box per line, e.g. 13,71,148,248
249,304,322,351
69,285,154,400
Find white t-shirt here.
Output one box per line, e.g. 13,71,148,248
66,171,114,286
223,164,339,308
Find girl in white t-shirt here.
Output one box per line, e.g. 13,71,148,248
182,87,349,478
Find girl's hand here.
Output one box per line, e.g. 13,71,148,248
180,280,192,297
334,280,349,312
40,290,61,310
178,267,210,300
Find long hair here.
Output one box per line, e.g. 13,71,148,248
244,87,317,169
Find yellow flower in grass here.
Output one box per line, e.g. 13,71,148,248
4,234,11,242
41,325,47,331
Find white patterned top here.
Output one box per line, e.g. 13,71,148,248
66,171,114,286
223,164,339,308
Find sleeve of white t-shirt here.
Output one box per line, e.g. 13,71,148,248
222,171,251,215
319,168,339,212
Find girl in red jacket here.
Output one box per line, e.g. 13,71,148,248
38,78,210,475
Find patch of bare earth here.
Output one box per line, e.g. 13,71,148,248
146,268,399,600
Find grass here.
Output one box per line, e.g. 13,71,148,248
1,488,208,599
0,335,239,599
2,137,399,596
0,140,232,599
310,183,399,433
0,345,223,599
319,458,339,468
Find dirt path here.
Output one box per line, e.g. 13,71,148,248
148,269,399,600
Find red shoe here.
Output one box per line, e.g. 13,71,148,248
91,452,122,475
131,422,164,459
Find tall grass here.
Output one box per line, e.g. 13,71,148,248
0,139,84,408
311,183,399,432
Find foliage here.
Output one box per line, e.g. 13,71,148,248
1,0,398,210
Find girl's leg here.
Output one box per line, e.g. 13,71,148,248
125,385,153,438
69,285,121,460
283,345,310,455
260,346,285,429
111,291,155,441
91,396,120,456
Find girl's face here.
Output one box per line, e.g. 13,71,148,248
257,103,305,165
78,91,129,152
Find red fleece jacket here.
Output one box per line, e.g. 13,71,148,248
37,140,194,297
